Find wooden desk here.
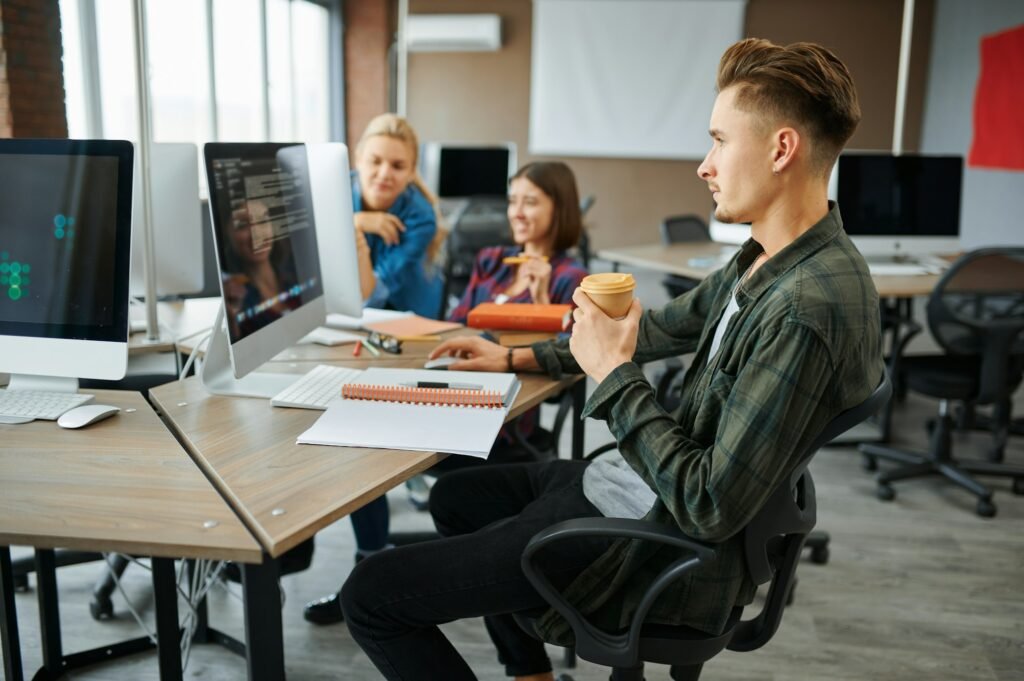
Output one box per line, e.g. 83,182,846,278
596,242,943,298
0,390,262,681
150,365,579,557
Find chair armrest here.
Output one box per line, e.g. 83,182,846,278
520,517,716,666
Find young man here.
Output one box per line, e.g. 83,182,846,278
340,38,885,681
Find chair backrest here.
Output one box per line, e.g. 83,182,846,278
438,201,516,317
660,215,710,245
728,372,893,652
927,248,1024,404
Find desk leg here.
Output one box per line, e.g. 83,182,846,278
152,558,183,681
1,546,24,681
34,549,63,676
571,380,586,461
242,557,285,681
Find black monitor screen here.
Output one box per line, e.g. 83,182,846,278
438,147,511,197
837,154,963,237
0,139,133,341
205,143,323,344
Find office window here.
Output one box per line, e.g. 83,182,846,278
59,0,337,149
148,0,213,144
59,0,88,138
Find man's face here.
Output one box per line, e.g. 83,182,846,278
697,86,775,224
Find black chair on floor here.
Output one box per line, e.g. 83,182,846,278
660,215,711,299
516,374,892,681
860,248,1024,518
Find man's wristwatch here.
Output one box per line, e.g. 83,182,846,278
506,347,514,373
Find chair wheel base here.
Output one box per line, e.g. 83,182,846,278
810,546,829,564
876,483,896,501
90,596,114,621
976,499,996,518
1013,478,1024,496
862,455,877,472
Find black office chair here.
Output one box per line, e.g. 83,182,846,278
860,248,1024,518
659,215,711,299
437,198,516,319
516,373,892,681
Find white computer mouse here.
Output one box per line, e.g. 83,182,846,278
423,356,461,370
57,404,121,429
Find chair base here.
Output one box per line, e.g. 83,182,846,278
859,410,1024,518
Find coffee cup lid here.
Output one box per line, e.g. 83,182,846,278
581,272,636,293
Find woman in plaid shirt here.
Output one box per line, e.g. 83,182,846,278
448,161,588,323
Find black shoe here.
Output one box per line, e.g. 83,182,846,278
304,591,344,625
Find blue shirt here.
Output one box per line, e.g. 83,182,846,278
351,172,442,318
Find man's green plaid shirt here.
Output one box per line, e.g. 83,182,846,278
532,203,885,642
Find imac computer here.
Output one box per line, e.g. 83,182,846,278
201,142,360,399
306,142,362,316
129,142,204,298
0,139,134,421
834,152,963,260
421,142,517,217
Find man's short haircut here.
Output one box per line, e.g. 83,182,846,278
717,38,861,174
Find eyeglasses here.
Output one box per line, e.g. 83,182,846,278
366,331,402,354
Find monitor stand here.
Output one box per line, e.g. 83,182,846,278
200,305,300,398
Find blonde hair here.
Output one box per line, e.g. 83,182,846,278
356,113,447,262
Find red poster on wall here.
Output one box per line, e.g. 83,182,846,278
968,24,1024,171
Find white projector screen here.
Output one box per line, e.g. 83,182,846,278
529,0,746,160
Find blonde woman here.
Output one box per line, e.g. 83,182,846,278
351,113,442,317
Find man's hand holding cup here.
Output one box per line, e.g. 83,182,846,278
570,274,641,384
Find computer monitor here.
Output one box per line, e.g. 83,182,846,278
129,143,204,298
835,153,963,257
420,142,517,198
306,142,362,317
0,138,134,391
201,142,326,397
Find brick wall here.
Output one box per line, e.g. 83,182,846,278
0,0,68,138
344,0,392,149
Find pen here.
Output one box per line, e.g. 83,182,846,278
402,381,484,391
361,340,381,357
502,255,550,265
352,340,362,357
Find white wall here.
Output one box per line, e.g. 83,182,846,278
920,0,1024,248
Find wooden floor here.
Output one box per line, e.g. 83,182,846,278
5,270,1023,680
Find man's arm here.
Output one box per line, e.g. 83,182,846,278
585,320,836,543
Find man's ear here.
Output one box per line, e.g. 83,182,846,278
772,127,801,175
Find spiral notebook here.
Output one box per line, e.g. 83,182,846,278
296,368,521,458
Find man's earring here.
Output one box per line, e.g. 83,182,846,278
772,166,780,176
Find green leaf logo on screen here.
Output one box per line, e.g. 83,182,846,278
54,213,76,241
0,251,30,301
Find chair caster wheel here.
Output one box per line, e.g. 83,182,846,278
862,455,877,472
13,574,29,591
810,546,829,565
1012,478,1024,496
876,484,895,501
976,499,996,518
90,596,114,621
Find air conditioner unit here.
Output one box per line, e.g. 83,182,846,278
406,14,502,52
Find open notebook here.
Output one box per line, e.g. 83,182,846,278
296,368,521,459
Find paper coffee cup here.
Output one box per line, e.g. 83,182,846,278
580,273,636,319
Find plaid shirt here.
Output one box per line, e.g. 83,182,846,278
532,203,884,641
448,246,587,324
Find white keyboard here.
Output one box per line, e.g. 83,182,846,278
270,364,363,410
0,389,94,421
